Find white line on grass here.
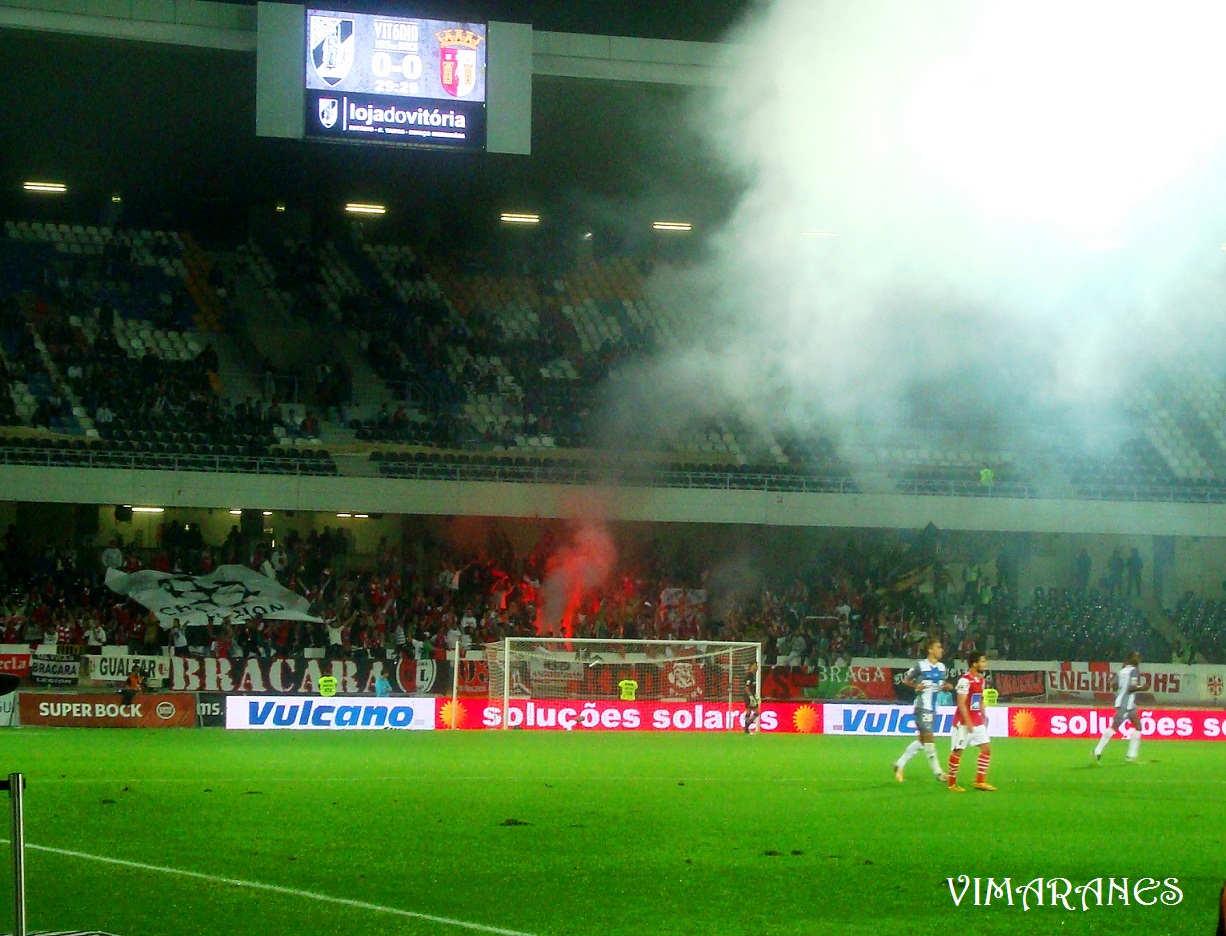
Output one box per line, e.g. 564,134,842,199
33,774,1224,785
0,839,537,936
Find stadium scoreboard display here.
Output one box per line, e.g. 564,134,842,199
256,2,531,155
304,9,487,150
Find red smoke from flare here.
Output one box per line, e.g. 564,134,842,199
534,523,616,638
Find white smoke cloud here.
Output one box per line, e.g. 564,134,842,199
635,1,1226,455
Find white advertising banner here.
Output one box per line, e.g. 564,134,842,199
822,703,1009,738
225,695,435,730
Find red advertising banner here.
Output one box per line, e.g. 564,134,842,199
1007,706,1226,742
436,698,824,734
18,692,196,728
0,653,31,678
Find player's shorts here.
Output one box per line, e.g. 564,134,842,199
1111,705,1139,730
914,707,936,733
950,723,990,750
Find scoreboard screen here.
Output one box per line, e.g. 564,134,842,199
304,8,487,150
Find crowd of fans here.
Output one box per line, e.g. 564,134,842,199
0,520,1210,668
1169,592,1226,664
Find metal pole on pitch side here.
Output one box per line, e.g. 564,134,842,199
727,649,733,730
2,772,26,936
452,640,460,727
502,637,511,730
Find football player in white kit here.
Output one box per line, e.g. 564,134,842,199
893,637,953,782
1094,651,1143,763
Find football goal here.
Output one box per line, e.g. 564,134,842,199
486,637,762,729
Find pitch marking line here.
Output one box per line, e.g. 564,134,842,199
0,839,536,936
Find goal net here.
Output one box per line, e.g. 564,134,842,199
486,638,762,728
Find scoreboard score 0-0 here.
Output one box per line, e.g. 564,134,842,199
305,8,487,150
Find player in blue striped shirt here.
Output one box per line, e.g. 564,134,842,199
894,638,953,782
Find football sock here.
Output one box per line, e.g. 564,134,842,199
1093,727,1113,756
896,740,922,767
923,742,942,776
947,750,962,787
976,749,991,783
1127,732,1140,759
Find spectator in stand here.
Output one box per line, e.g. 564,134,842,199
170,619,188,656
325,614,344,659
1106,549,1126,597
1126,548,1143,598
958,632,976,660
100,539,123,572
140,615,161,656
1073,547,1091,595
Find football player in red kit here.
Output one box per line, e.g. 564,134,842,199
948,651,995,792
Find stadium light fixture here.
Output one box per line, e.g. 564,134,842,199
275,202,286,213
228,509,242,515
345,203,386,215
652,221,692,232
129,506,164,514
336,512,353,518
262,510,273,516
501,212,540,224
354,514,370,518
111,194,122,204
23,181,66,194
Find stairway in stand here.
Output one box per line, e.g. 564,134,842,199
179,232,224,333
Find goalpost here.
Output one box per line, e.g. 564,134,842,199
486,638,762,730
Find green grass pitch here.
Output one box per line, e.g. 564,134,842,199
0,729,1222,936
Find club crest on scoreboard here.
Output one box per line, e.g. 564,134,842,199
318,97,339,129
435,28,483,98
310,15,355,86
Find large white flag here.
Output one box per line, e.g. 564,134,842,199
105,565,321,628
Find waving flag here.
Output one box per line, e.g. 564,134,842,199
106,565,321,628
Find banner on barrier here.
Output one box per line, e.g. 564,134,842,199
31,654,80,686
1041,661,1210,704
0,653,31,678
87,654,171,683
196,692,226,727
225,695,436,730
763,662,896,701
0,691,14,727
436,698,824,733
1007,705,1226,741
991,669,1047,702
821,703,1009,738
18,692,196,727
169,655,445,695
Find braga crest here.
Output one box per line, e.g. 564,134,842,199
435,28,483,97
